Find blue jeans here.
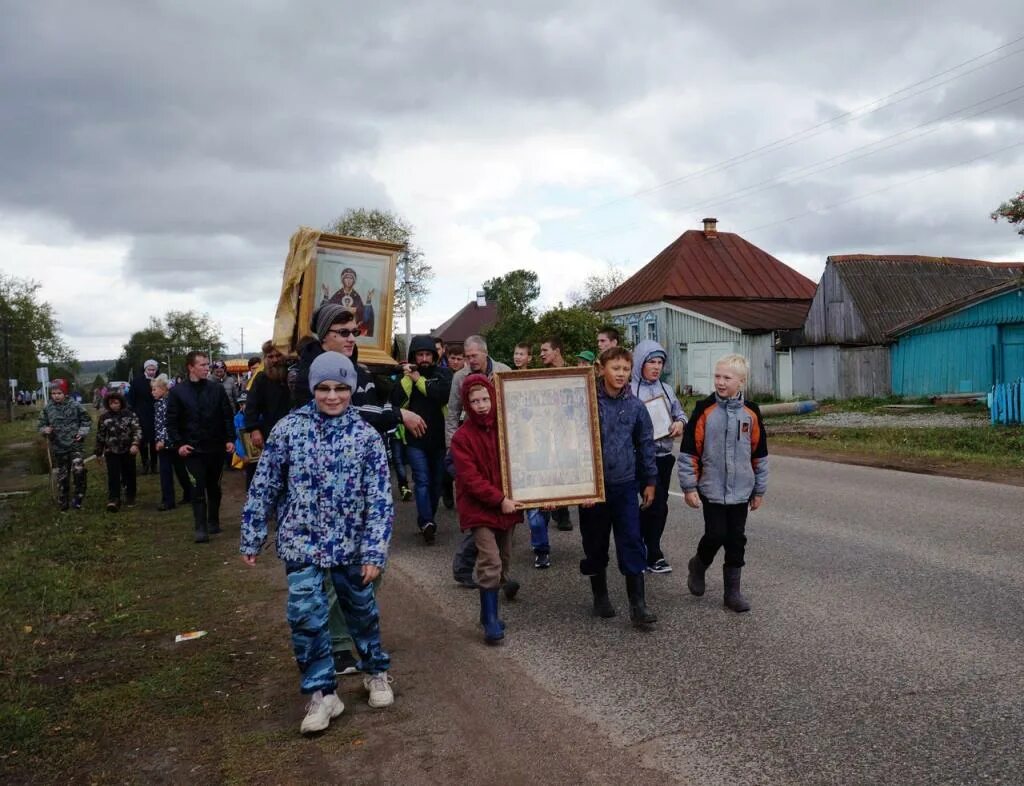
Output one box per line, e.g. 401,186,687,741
578,481,647,577
285,563,390,694
527,508,550,555
406,444,444,527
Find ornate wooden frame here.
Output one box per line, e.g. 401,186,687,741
296,233,403,366
493,367,605,508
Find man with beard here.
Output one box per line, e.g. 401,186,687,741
390,335,453,543
243,341,291,489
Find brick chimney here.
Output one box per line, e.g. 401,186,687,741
702,217,718,238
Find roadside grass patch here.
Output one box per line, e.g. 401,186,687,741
773,424,1024,469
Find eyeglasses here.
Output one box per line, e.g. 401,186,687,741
314,384,351,395
327,328,361,338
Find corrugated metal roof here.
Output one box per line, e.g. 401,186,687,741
830,255,1023,343
598,228,817,310
667,298,811,331
887,275,1024,336
431,300,498,343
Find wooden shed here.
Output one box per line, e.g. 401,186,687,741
791,255,1022,399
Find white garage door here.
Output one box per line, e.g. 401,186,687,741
689,342,736,394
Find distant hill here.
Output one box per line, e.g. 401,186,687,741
77,359,117,380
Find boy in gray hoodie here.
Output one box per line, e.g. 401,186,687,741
630,340,687,574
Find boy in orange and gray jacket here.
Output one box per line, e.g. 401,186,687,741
678,354,768,612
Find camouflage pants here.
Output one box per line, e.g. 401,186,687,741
54,448,87,506
285,563,390,695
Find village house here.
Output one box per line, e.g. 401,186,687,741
597,219,816,397
790,255,1023,399
430,291,498,345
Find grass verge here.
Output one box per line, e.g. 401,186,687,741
0,416,356,784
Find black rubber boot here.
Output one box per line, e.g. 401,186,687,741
723,567,751,612
625,574,657,626
589,573,616,618
687,555,707,596
502,578,520,602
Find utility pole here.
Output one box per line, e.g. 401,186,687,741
1,315,12,423
239,327,244,358
403,250,412,354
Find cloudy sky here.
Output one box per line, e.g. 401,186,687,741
2,1,1023,361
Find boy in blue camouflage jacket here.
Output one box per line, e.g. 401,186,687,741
240,351,395,735
38,380,91,511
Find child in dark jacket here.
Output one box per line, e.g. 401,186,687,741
450,374,523,644
579,347,658,627
38,380,91,511
95,390,142,512
678,353,768,612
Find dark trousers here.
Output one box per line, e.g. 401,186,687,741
406,443,445,527
578,481,647,577
172,452,192,502
157,449,177,507
453,531,477,582
697,498,749,568
640,454,676,565
388,435,408,488
184,451,225,528
244,460,258,491
138,440,156,471
104,452,136,503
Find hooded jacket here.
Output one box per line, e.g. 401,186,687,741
95,392,143,455
240,400,394,567
292,340,399,435
389,334,453,451
677,393,768,504
630,339,687,456
450,374,522,531
596,380,658,488
445,355,511,446
38,396,91,453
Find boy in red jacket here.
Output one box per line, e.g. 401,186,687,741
450,374,523,644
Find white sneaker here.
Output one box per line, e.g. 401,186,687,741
363,673,394,708
300,690,344,734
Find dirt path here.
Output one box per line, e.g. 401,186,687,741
221,480,671,786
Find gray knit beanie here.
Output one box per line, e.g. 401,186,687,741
312,304,355,340
308,351,358,393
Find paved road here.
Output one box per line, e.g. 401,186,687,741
387,456,1024,785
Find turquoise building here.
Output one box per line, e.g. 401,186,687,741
889,280,1024,396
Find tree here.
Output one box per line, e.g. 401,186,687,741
0,273,76,396
566,264,626,311
325,208,434,319
482,270,541,364
991,190,1024,236
113,310,226,380
531,305,607,359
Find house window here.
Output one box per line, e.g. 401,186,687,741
645,319,658,342
630,323,640,346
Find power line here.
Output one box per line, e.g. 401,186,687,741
736,138,1024,236
584,33,1024,212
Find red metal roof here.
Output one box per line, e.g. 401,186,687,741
666,298,812,331
431,300,498,343
598,229,817,310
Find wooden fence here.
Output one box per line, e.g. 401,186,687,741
989,378,1023,425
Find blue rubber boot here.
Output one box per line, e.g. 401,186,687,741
479,589,505,644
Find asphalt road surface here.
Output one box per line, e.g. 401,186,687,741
387,455,1024,785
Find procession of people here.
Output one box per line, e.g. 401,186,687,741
36,302,769,738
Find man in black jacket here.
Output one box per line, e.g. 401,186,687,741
243,341,290,489
390,334,453,543
167,351,235,543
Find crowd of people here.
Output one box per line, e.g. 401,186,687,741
35,307,769,737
